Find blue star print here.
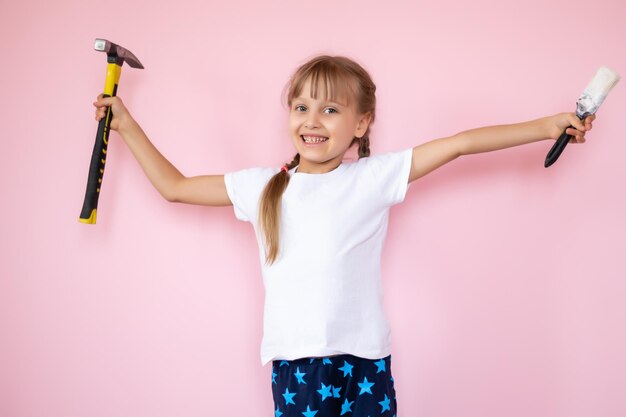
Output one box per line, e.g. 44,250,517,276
294,367,307,384
340,398,354,415
273,355,395,415
282,388,296,405
357,377,375,395
302,405,319,417
374,358,386,373
280,361,289,367
338,360,354,377
317,382,333,401
378,394,391,412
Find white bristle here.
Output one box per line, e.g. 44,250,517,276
577,67,621,116
585,67,620,96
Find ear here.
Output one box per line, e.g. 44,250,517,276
354,112,372,138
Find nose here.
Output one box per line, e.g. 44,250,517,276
304,112,320,129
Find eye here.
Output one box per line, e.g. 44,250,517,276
294,105,307,112
324,107,338,114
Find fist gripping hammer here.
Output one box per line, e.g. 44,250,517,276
79,39,144,224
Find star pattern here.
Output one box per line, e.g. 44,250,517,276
338,360,354,377
294,367,307,384
302,405,319,417
357,376,375,395
272,355,395,415
317,382,333,401
378,394,391,412
282,388,296,405
374,358,386,373
340,398,354,415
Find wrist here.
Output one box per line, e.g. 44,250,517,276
537,115,556,141
118,115,140,138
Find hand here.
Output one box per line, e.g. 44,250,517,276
93,95,133,132
546,112,596,143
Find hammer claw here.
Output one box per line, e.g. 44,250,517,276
94,38,144,69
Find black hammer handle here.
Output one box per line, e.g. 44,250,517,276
79,94,113,223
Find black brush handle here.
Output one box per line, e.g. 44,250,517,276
544,128,573,168
544,113,589,168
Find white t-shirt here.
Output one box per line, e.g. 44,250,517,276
224,148,413,366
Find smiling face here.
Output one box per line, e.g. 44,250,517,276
288,77,371,174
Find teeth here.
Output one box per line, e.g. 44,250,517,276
302,135,329,143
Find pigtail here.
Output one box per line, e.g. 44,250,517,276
350,133,371,158
259,153,300,265
357,134,370,158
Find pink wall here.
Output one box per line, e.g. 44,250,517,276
1,0,625,416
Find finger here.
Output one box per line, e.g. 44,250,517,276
570,115,586,132
94,95,116,107
566,128,584,138
93,98,108,108
95,106,107,119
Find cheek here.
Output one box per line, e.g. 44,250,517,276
336,120,356,138
289,115,303,132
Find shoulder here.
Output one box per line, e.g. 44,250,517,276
352,148,413,175
223,166,279,223
349,148,413,206
224,166,278,189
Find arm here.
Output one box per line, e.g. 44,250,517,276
408,112,595,183
94,96,232,206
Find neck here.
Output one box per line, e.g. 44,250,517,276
296,155,344,174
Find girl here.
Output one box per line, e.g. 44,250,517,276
93,55,595,417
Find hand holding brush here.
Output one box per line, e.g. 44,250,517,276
544,67,620,167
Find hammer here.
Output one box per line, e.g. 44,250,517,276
79,38,144,224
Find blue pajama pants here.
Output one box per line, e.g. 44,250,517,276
271,354,397,416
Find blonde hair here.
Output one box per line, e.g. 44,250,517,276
258,55,377,264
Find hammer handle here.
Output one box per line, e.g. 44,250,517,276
79,61,121,224
79,92,115,223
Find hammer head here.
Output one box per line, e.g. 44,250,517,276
94,38,144,69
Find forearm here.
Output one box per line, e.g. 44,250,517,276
458,116,551,155
117,118,184,201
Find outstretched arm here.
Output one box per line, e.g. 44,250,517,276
408,113,595,183
94,95,232,206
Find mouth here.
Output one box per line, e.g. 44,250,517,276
301,135,329,144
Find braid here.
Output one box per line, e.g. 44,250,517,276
358,135,370,158
258,153,300,265
286,153,300,170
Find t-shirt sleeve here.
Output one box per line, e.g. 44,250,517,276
224,167,277,223
363,147,413,207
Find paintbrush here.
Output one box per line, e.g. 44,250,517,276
545,67,620,167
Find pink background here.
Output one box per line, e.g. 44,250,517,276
1,0,625,416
